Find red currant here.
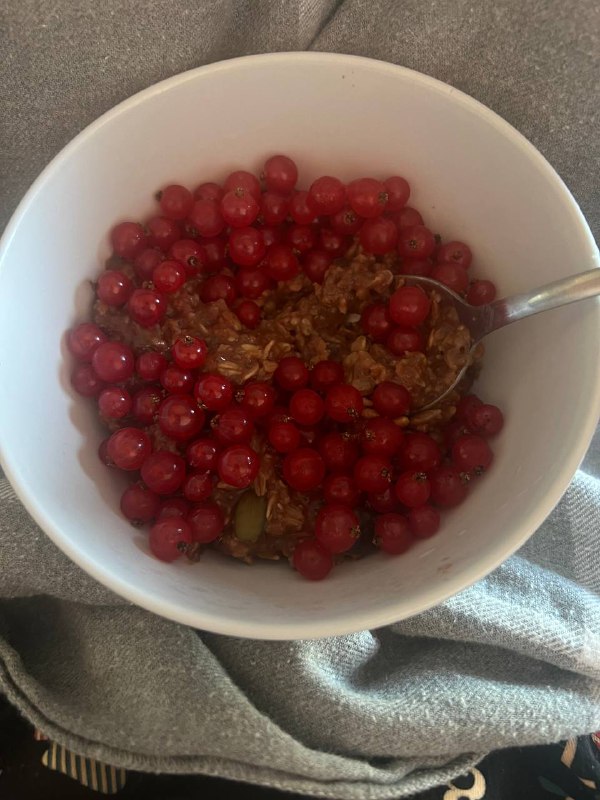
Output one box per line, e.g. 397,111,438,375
394,470,431,507
282,447,325,492
235,266,272,299
289,191,316,224
436,241,472,268
330,206,362,235
188,502,226,543
266,243,300,282
193,182,224,203
391,206,424,228
374,513,412,554
229,227,266,267
220,189,260,228
354,455,392,493
263,155,298,194
127,289,166,327
152,260,187,294
361,303,393,342
187,199,225,238
383,176,410,211
430,262,469,294
465,403,504,437
302,249,332,283
194,373,234,412
141,451,186,495
386,327,424,355
211,406,254,444
359,217,398,255
372,381,411,418
347,178,387,218
400,432,441,472
398,258,433,277
172,336,208,370
168,239,203,273
67,322,107,362
310,360,344,393
235,299,261,328
429,466,469,507
120,483,160,524
455,394,482,422
136,350,167,382
197,237,226,273
110,221,147,260
407,505,441,539
160,365,194,395
467,280,497,306
131,386,162,424
268,420,301,453
287,224,317,254
223,170,261,201
274,356,309,392
97,270,132,307
159,184,193,220
397,225,436,260
292,539,333,580
182,470,215,503
71,363,104,397
186,437,220,471
323,473,360,506
317,432,359,472
149,517,192,561
107,427,151,470
158,395,205,441
146,218,181,253
217,444,260,488
368,486,401,514
452,434,493,475
92,341,134,383
158,497,191,519
319,227,348,258
98,386,132,419
200,274,237,306
315,504,360,553
260,192,289,226
307,175,346,215
360,417,404,457
389,285,431,327
289,389,325,426
238,381,276,418
325,383,363,422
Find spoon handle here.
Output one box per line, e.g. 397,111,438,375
488,268,600,332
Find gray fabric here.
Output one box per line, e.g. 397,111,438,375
1,1,599,798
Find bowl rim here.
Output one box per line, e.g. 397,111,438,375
1,51,599,639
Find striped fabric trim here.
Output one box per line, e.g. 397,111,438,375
41,742,126,794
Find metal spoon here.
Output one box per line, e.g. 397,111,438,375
406,268,600,410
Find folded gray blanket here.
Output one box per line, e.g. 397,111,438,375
1,1,599,798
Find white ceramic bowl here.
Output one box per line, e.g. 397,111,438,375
1,53,599,639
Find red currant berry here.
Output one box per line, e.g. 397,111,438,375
194,373,234,412
330,206,362,235
131,386,162,424
389,285,431,327
455,394,482,422
289,191,316,224
315,504,360,553
354,455,392,493
107,427,151,470
268,420,301,453
310,360,344,393
307,175,346,215
360,417,404,457
430,262,469,294
374,513,412,554
92,341,134,383
157,497,191,519
436,241,472,269
229,227,266,267
67,323,107,362
302,249,332,283
197,237,227,274
397,225,436,261
372,381,411,418
193,182,224,203
383,176,410,211
274,356,309,392
391,206,424,228
211,406,254,444
172,336,208,370
260,192,289,226
110,221,147,260
407,505,441,538
97,270,132,307
325,383,363,422
429,466,469,507
149,517,192,561
361,303,393,342
141,451,186,495
452,434,493,475
235,299,261,328
71,363,104,397
465,403,504,437
127,289,166,327
220,189,260,228
394,470,431,507
168,239,203,273
188,502,225,543
235,266,272,299
347,178,387,218
120,483,160,524
159,184,193,220
158,395,205,441
200,274,237,306
386,327,424,355
217,444,260,488
136,350,167,382
359,217,398,255
368,486,401,514
187,199,225,238
289,388,325,426
317,432,359,472
182,470,215,503
400,432,441,473
152,260,187,294
266,243,300,282
282,447,325,492
98,386,132,419
323,474,360,506
146,218,181,253
398,258,433,277
263,155,298,194
287,224,317,254
292,539,333,580
467,280,497,306
186,437,220,471
223,170,261,201
238,381,276,418
319,227,348,258
160,365,194,395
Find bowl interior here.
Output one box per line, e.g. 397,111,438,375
1,53,598,638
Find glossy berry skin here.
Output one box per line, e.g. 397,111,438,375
235,266,271,299
193,182,223,203
293,540,334,580
289,389,325,426
467,280,497,306
229,227,266,267
160,365,194,395
263,154,298,194
211,406,254,445
182,470,215,503
223,170,261,200
98,386,132,419
236,299,261,328
353,455,392,493
361,303,393,342
186,437,220,471
397,225,436,260
429,466,469,507
220,190,259,228
200,275,237,306
194,373,234,412
92,341,134,383
302,250,332,284
398,258,433,277
149,517,192,562
71,363,104,397
374,513,413,554
67,323,107,362
97,270,132,307
237,381,276,419
330,207,362,235
141,451,186,495
282,447,325,492
384,176,410,211
152,260,187,294
187,199,225,238
400,433,441,473
389,285,431,327
120,483,160,524
315,504,360,553
436,240,472,269
159,184,193,220
386,327,424,355
372,381,412,418
168,239,203,272
172,336,208,370
260,192,290,226
368,486,401,514
127,289,166,327
430,262,469,294
131,386,162,424
465,403,504,437
323,474,360,507
146,218,181,253
310,360,344,393
106,427,151,471
347,178,387,218
110,221,147,259
274,356,309,392
359,217,398,255
268,421,301,453
217,444,260,488
289,191,316,224
452,434,493,475
392,206,424,228
325,383,363,423
360,417,404,457
287,224,317,254
307,175,346,215
394,470,431,508
158,395,205,441
317,432,359,472
188,502,226,543
455,394,482,422
266,243,300,282
407,505,441,539
157,497,191,519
